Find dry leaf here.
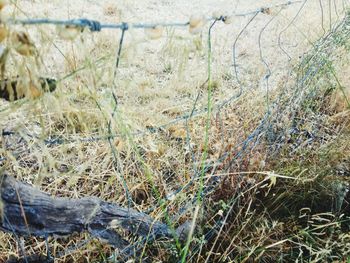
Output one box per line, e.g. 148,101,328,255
11,32,36,56
145,25,163,40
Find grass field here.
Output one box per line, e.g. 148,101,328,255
0,0,350,262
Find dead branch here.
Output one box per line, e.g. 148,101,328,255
0,173,178,254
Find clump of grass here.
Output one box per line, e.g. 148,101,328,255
192,11,350,263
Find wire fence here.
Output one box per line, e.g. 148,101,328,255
1,0,350,262
0,0,306,151
7,1,302,30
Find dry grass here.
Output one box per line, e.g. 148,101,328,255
0,0,350,262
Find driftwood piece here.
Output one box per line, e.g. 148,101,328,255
0,173,176,252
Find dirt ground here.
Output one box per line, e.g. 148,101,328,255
2,0,347,128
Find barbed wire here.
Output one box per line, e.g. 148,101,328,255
6,1,303,32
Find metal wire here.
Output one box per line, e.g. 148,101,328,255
5,1,302,32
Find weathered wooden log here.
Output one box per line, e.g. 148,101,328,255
0,173,177,253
